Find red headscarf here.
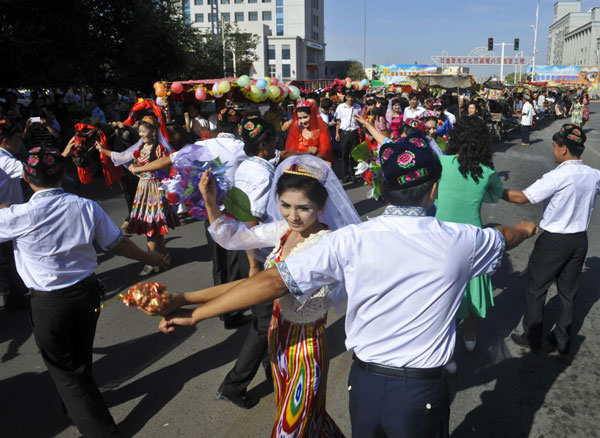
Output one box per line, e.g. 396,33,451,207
285,100,333,162
73,123,125,186
124,99,171,142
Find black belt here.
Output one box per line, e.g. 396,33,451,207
340,129,358,133
31,274,99,295
353,354,445,380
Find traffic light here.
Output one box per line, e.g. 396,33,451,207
488,38,494,51
514,38,520,51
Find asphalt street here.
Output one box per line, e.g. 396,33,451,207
1,106,600,438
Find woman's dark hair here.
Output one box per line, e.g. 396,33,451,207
0,119,19,141
409,92,419,100
166,122,194,151
399,97,410,111
296,107,311,117
552,132,584,157
381,179,436,207
276,172,328,209
446,116,493,183
241,117,275,156
138,118,160,162
373,97,388,118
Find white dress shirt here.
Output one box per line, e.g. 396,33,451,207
521,101,534,126
0,148,24,204
523,160,600,233
276,206,505,369
0,188,123,291
234,156,276,222
334,103,361,131
403,106,425,120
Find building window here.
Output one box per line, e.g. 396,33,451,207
194,0,203,5
282,44,290,60
183,0,191,24
282,64,291,79
313,15,318,26
235,11,244,21
195,13,204,22
263,0,272,2
208,13,217,22
248,0,257,2
262,10,272,20
312,0,318,8
276,1,284,35
222,12,230,22
249,11,258,21
234,0,243,2
221,0,230,3
269,64,277,76
268,45,276,59
313,31,318,40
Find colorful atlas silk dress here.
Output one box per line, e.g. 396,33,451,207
126,143,180,236
267,230,344,438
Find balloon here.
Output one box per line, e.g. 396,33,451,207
270,77,279,86
250,85,262,99
268,85,280,99
171,82,183,94
156,97,166,106
264,77,271,86
256,78,268,90
345,77,352,83
212,83,220,94
362,79,369,86
218,81,231,94
340,80,347,87
279,86,287,98
345,81,352,89
237,75,251,87
195,87,207,101
353,82,360,90
155,84,166,97
153,81,162,90
288,85,300,100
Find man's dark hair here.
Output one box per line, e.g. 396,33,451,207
42,104,55,115
217,120,238,134
320,98,333,112
306,92,319,102
409,92,419,100
552,132,584,157
381,179,436,207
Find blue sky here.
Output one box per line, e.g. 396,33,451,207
324,0,599,79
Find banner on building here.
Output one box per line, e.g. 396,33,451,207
432,56,529,66
527,65,600,84
371,64,438,84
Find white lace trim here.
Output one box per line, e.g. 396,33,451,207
266,229,331,324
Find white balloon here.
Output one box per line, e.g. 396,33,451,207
156,97,166,106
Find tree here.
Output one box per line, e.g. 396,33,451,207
504,72,523,84
347,62,366,80
329,61,354,79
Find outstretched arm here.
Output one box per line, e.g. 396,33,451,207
495,221,538,250
129,156,172,174
354,114,389,145
502,189,530,205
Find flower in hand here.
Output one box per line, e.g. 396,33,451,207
121,282,171,314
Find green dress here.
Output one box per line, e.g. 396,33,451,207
435,155,504,319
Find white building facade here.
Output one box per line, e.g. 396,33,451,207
547,1,600,66
184,0,326,81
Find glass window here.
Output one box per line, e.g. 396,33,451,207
313,15,318,26
262,11,272,20
268,45,275,59
263,0,272,2
248,0,257,3
194,0,203,5
222,12,230,22
208,13,215,22
195,13,204,22
269,65,277,76
282,44,290,60
221,0,230,3
282,64,291,79
235,11,244,21
277,25,284,36
249,11,258,21
234,0,243,2
276,0,283,5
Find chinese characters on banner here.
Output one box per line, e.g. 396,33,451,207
437,57,527,65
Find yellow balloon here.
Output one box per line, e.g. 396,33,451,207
250,85,262,99
218,81,231,94
264,77,271,86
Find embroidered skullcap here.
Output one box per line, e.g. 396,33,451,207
420,110,437,120
404,118,428,133
379,132,442,190
217,106,242,125
557,123,586,151
433,99,444,108
238,116,274,145
21,146,65,178
295,99,312,110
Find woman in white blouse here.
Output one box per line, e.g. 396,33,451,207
158,155,360,437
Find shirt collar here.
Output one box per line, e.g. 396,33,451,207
556,159,583,169
217,133,238,140
30,188,65,200
382,205,427,217
247,156,275,174
0,147,15,158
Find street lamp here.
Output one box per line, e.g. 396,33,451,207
531,0,540,81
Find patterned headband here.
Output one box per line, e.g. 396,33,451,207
283,164,319,180
141,116,159,128
404,118,428,133
295,100,312,110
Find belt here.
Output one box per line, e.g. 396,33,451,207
31,274,99,295
352,354,445,380
340,129,358,133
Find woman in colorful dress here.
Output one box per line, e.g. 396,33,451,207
569,95,583,127
434,116,503,370
581,93,590,127
386,97,404,140
285,100,333,163
96,115,179,275
159,155,360,437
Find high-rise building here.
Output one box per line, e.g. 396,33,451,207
185,0,326,81
547,0,600,66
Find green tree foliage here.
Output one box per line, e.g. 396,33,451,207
347,62,366,80
504,72,523,84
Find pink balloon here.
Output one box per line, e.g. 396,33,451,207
195,88,207,101
171,82,183,94
345,77,352,83
270,77,279,86
340,80,347,87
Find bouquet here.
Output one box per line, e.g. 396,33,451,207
121,282,171,313
352,141,383,200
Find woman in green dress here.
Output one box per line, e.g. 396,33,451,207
570,95,583,127
435,116,504,362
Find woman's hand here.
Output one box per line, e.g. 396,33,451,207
95,140,107,156
129,164,142,174
158,308,197,334
62,136,76,157
139,292,185,316
307,146,318,155
199,169,218,205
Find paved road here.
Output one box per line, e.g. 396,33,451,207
1,107,600,438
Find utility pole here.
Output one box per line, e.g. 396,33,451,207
532,0,540,80
500,42,506,82
363,0,367,69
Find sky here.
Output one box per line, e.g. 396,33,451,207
324,0,599,80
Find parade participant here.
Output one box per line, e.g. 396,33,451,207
403,92,425,119
435,116,503,365
521,95,535,146
386,97,404,140
185,154,359,437
581,93,590,127
372,97,390,136
504,125,600,355
285,100,333,162
90,97,106,124
467,102,479,117
419,111,446,156
155,133,536,438
186,102,210,140
0,146,168,438
569,95,583,127
335,90,361,183
96,115,179,276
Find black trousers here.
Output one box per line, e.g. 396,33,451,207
339,130,360,178
218,300,273,397
30,277,118,438
0,240,28,303
521,124,531,144
204,220,249,286
348,362,449,437
523,231,588,350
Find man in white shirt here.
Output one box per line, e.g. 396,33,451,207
160,136,537,436
504,124,600,355
334,90,361,182
403,92,426,120
0,146,167,438
520,95,535,146
537,91,546,121
187,102,210,140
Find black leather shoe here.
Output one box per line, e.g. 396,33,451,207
547,331,569,355
223,313,252,330
216,391,259,409
510,332,540,352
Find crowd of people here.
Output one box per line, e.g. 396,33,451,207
0,82,599,438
